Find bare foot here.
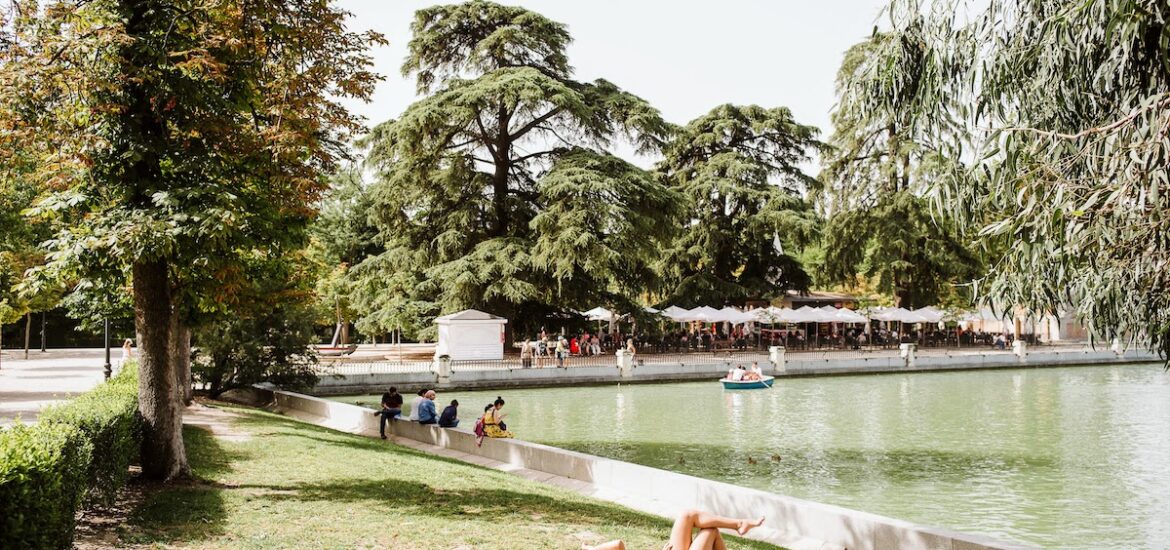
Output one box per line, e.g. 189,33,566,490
737,516,765,535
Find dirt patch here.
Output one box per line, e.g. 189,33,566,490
73,468,152,550
183,401,251,442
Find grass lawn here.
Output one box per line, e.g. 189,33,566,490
116,404,779,549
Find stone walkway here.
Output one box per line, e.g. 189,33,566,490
0,348,111,426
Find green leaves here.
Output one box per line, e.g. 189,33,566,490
357,2,674,335
658,104,822,306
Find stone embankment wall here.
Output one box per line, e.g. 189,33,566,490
312,348,1161,395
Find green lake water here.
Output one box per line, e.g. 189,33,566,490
332,365,1170,548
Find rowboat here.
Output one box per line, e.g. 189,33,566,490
720,375,774,390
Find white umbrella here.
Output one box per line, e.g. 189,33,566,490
686,306,722,322
911,307,945,324
582,307,617,322
831,307,868,323
717,306,754,324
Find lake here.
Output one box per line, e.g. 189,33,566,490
332,364,1170,548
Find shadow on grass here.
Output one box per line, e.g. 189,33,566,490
127,405,777,549
123,425,243,544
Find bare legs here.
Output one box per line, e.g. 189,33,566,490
669,509,764,550
582,542,625,550
689,528,727,550
583,509,763,550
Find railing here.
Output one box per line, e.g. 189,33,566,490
315,343,1119,378
317,360,433,375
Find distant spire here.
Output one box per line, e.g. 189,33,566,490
773,232,785,255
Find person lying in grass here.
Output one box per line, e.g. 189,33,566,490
584,509,765,550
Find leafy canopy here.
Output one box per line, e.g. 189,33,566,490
658,104,822,307
893,0,1170,355
819,23,980,308
355,1,679,337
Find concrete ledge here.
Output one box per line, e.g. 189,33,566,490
311,349,1161,394
251,387,1034,550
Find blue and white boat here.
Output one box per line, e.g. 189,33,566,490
720,375,774,390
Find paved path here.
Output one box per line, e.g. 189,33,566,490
0,348,112,426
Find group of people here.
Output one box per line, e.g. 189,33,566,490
519,331,636,368
725,362,764,382
372,387,513,441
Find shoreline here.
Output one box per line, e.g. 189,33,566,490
309,347,1162,395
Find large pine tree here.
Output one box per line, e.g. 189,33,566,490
357,1,680,338
657,104,822,307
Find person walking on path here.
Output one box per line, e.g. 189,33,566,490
520,339,533,369
555,337,567,368
371,386,403,439
417,390,439,425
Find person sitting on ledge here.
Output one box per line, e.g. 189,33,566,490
438,399,460,428
371,386,403,440
482,396,513,438
583,508,764,550
417,390,438,425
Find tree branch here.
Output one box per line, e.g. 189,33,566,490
509,107,564,141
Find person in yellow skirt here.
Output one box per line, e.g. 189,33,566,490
481,396,513,439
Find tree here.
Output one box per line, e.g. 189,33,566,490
358,1,679,338
657,104,822,307
0,165,60,364
192,253,319,397
1,0,382,480
904,0,1170,356
851,0,1170,357
818,24,980,308
307,169,382,344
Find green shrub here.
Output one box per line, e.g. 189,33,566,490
0,364,140,549
0,422,93,549
40,364,141,506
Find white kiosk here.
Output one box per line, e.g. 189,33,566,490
434,309,508,360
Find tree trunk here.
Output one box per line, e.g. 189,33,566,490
23,312,31,360
134,259,189,481
492,160,509,236
170,316,192,405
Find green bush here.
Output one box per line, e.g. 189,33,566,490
0,422,93,549
0,364,140,549
39,365,141,506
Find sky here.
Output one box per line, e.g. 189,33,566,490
334,0,892,167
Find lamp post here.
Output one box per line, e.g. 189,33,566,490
103,318,112,380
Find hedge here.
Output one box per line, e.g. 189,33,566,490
0,364,141,549
0,423,92,549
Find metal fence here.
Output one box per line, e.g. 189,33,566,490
317,360,433,375
314,343,1107,376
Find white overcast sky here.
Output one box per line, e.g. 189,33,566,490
335,0,892,168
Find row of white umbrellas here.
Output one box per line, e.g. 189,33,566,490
581,305,949,325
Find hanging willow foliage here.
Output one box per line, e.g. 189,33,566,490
893,0,1170,358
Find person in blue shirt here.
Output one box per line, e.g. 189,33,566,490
417,390,439,424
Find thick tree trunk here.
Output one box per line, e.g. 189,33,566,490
170,316,192,405
492,160,509,236
134,259,189,481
